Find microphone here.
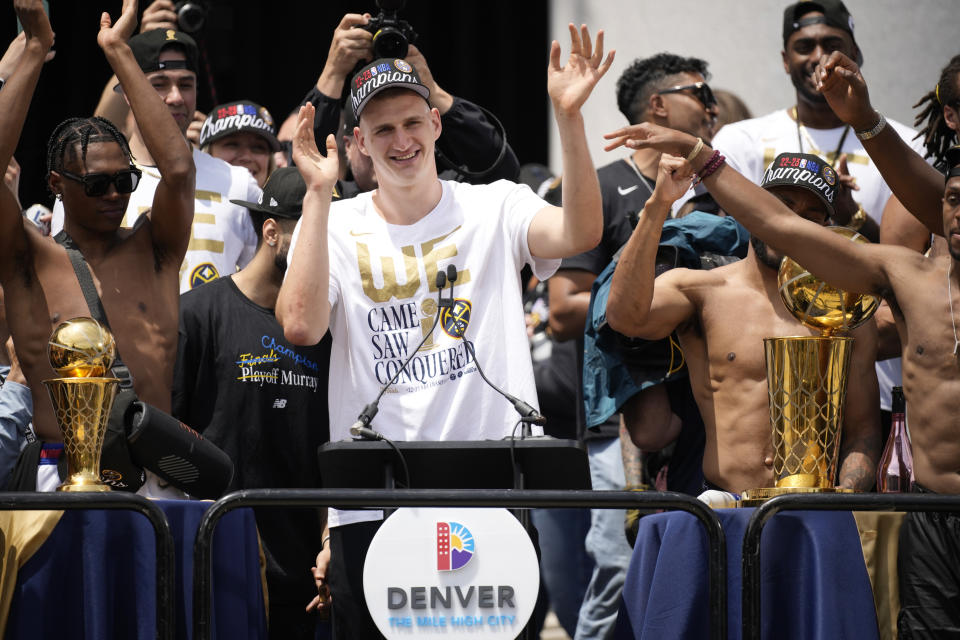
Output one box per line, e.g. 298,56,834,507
347,269,454,440
438,265,456,309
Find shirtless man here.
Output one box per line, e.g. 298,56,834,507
605,151,880,496
604,62,960,630
0,0,193,445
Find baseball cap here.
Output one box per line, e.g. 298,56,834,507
199,101,281,152
761,152,837,217
128,29,199,74
230,167,305,219
349,58,430,119
782,0,857,47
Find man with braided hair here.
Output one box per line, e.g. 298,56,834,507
0,0,194,496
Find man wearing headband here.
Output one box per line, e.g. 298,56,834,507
604,150,880,504
710,0,926,443
51,28,262,293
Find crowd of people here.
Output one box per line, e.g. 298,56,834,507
0,0,958,638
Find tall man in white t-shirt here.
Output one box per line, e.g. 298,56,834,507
52,28,260,293
278,25,613,638
710,0,925,434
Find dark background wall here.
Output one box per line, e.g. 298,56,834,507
3,0,549,209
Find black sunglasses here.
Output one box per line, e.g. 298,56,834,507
59,167,143,197
657,82,717,109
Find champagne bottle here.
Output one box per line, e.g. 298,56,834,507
876,386,915,493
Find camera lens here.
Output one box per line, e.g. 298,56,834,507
176,1,206,33
372,26,408,59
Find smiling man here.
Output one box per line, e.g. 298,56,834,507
278,25,612,637
710,0,927,434
199,100,282,188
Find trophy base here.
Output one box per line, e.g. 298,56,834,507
737,486,854,507
57,473,112,492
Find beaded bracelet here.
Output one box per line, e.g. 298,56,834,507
694,150,726,185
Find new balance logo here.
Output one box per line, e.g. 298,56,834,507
272,398,287,409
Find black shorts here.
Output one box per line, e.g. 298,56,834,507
897,486,960,639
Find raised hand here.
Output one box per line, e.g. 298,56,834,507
651,154,695,206
815,51,877,131
291,104,339,192
98,0,139,51
13,0,54,49
604,122,699,159
316,13,373,96
547,23,614,116
139,0,177,33
830,153,860,225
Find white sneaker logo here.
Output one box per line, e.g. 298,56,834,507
617,185,639,196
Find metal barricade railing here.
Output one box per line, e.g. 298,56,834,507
193,488,728,640
0,491,176,640
742,492,960,640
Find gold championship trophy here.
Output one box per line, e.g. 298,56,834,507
43,318,120,491
740,227,879,505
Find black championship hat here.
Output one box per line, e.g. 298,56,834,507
782,0,857,47
761,152,837,217
199,100,281,152
349,58,430,119
230,167,305,219
128,28,199,74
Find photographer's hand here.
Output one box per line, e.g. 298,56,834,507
405,44,453,115
315,13,373,99
140,0,177,33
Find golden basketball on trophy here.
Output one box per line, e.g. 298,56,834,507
43,318,120,492
740,220,879,504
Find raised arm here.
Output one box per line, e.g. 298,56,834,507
0,1,53,271
276,104,339,346
606,154,697,339
99,0,194,260
605,123,895,298
527,24,613,259
815,52,944,237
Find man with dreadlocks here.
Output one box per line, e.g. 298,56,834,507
914,54,960,172
0,0,194,459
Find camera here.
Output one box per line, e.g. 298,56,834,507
174,1,207,33
363,0,417,59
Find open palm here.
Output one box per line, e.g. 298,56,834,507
547,23,614,115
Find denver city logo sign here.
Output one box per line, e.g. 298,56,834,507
363,508,540,638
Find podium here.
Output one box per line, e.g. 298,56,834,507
318,437,590,491
317,436,590,639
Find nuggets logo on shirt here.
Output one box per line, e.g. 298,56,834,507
190,263,220,288
440,300,472,339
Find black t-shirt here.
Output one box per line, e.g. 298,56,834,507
173,276,332,605
560,158,654,274
556,158,656,439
